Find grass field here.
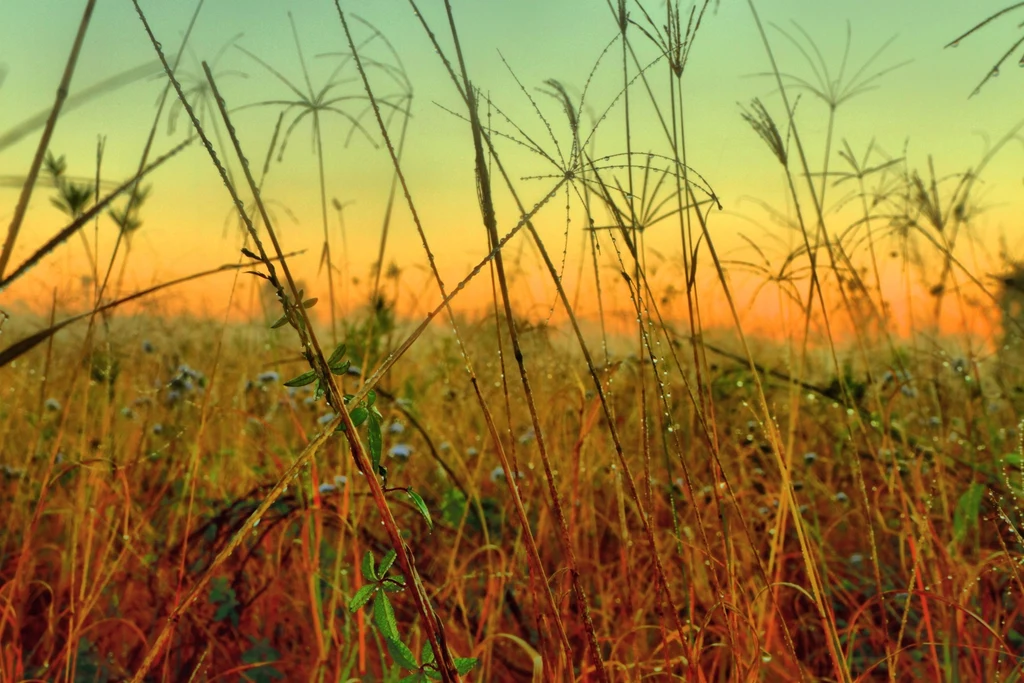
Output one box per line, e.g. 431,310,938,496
2,1,1024,681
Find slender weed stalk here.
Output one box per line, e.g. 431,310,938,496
5,3,1024,681
129,3,467,679
945,2,1024,96
234,14,405,346
0,0,97,279
338,5,581,678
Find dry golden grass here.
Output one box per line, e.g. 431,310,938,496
1,310,1023,681
3,1,1024,681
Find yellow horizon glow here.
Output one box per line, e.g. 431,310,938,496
2,1,1022,353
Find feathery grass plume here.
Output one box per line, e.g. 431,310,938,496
320,15,413,344
44,151,95,219
741,98,789,167
43,149,103,290
235,13,408,346
825,138,906,340
0,139,191,293
756,20,908,110
165,34,247,138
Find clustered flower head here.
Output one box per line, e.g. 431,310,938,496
881,369,916,398
164,363,206,406
489,466,524,483
258,370,280,384
318,474,348,495
245,370,282,394
389,443,412,460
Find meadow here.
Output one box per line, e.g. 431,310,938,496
1,1,1024,681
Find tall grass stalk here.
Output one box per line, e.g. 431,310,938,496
5,2,1024,680
0,0,97,279
338,5,582,677
129,4,463,679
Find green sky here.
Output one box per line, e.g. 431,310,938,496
2,0,1023,330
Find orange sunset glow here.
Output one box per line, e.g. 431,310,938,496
2,0,1023,343
3,2,1024,682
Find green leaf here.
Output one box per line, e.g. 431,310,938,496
368,412,383,473
406,488,433,530
348,584,377,612
386,636,419,670
382,575,406,593
284,370,317,387
270,313,290,329
349,406,369,428
399,674,426,683
240,636,285,683
379,548,398,576
440,488,468,528
45,151,67,177
209,576,240,628
212,602,238,625
302,297,318,309
367,389,377,407
327,343,347,367
373,593,400,641
421,638,435,665
454,657,478,675
953,482,986,544
330,360,351,376
361,550,378,582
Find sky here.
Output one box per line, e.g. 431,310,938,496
1,0,1023,341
